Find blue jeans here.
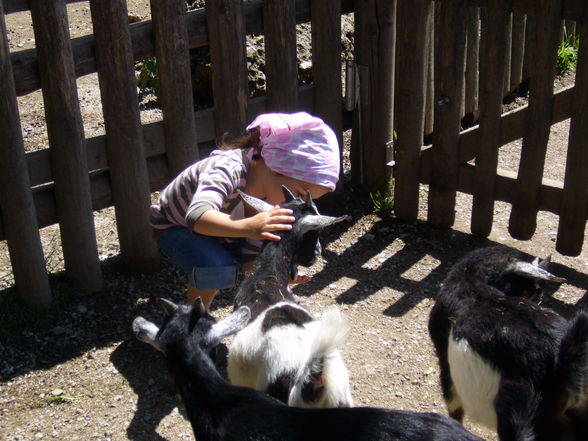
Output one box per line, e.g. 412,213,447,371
156,226,243,290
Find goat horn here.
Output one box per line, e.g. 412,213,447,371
305,191,320,215
281,185,296,202
507,261,566,283
237,189,274,213
298,214,351,235
159,298,179,317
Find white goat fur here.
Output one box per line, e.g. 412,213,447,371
228,302,353,408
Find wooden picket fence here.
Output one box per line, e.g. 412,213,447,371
0,0,586,309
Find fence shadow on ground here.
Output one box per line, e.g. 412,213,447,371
296,216,588,320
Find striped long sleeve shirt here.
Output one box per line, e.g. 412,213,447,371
150,148,261,257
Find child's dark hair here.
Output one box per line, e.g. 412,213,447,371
219,128,261,157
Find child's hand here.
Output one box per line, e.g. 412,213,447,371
247,205,295,241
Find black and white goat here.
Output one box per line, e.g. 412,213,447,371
428,246,588,441
227,187,353,408
133,298,485,441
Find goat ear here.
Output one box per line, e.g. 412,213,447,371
282,185,296,202
207,306,251,346
298,214,351,236
237,189,273,213
159,298,179,317
507,261,566,283
132,316,164,352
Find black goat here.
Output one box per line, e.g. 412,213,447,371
428,246,587,441
228,187,353,407
133,298,485,441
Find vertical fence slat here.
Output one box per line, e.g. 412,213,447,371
30,0,102,292
311,0,343,186
510,12,526,91
0,0,51,308
522,14,535,84
352,0,396,191
264,0,298,112
508,0,562,240
394,0,433,220
556,20,588,256
424,10,435,136
464,6,480,122
428,0,467,228
151,0,199,177
471,0,509,237
206,0,248,140
503,12,513,96
89,0,159,272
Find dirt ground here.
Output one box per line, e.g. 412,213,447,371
1,2,587,441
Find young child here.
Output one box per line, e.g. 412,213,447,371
150,112,340,308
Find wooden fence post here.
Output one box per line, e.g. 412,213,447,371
89,0,160,272
556,20,588,256
151,0,199,177
311,0,343,189
510,12,526,91
264,0,298,112
0,0,51,308
428,0,467,228
394,0,433,220
464,6,480,124
352,0,396,192
206,0,248,140
471,0,509,237
509,0,562,240
30,0,102,292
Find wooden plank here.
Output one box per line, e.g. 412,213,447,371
0,0,51,309
503,11,513,96
464,6,480,121
508,0,562,240
29,0,102,292
206,0,248,140
428,0,467,228
88,0,159,272
394,0,433,220
150,0,199,176
352,0,396,191
264,0,298,111
510,12,526,90
311,0,343,189
424,9,435,136
556,20,588,256
522,14,535,82
471,0,509,237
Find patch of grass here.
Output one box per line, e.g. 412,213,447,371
556,30,579,74
369,189,394,216
136,57,160,100
44,388,77,405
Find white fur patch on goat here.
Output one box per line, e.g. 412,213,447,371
228,302,317,390
447,328,500,429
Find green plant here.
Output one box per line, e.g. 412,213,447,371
369,190,394,216
556,30,579,74
136,57,160,99
44,388,76,405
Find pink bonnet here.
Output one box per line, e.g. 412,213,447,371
246,112,340,191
